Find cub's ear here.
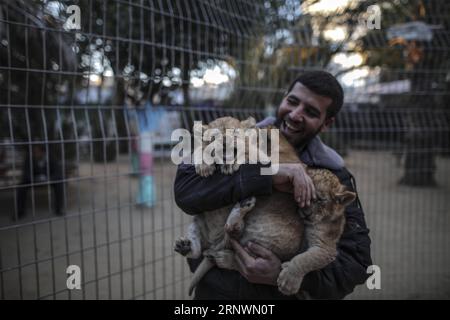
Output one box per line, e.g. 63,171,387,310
241,117,256,128
333,191,356,207
265,125,278,135
193,124,208,134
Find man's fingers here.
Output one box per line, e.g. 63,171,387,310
306,182,311,206
230,239,253,265
244,245,256,258
234,254,248,278
280,164,315,207
311,181,317,200
299,185,306,208
294,173,308,207
303,174,313,206
293,176,303,205
298,174,317,207
307,178,316,204
246,241,274,260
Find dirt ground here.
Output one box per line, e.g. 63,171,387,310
0,150,449,300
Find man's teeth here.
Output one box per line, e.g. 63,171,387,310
285,121,300,131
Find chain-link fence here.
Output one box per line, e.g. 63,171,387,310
0,0,449,299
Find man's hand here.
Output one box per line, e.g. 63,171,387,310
272,163,316,207
230,239,281,286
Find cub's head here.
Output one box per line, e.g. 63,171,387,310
207,116,256,132
206,116,257,163
300,169,356,229
194,116,257,176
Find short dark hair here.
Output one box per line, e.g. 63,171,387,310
286,71,344,119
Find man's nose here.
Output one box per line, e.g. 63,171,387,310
289,105,304,122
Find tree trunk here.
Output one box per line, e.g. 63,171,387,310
399,100,437,187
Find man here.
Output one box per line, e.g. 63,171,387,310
174,71,372,299
16,145,65,219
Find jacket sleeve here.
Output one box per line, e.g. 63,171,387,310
300,168,373,299
174,164,273,215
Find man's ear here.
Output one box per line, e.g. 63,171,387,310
333,191,356,207
320,116,335,133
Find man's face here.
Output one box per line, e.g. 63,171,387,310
277,82,334,148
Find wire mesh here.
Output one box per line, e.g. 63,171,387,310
0,0,449,299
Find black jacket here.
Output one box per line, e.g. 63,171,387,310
174,146,372,300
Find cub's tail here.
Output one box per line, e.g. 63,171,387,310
188,258,215,296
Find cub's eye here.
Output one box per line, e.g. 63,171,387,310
314,195,326,202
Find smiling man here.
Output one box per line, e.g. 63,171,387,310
174,70,372,299
278,82,334,147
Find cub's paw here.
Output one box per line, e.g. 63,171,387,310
174,237,192,256
239,197,256,213
220,163,241,175
220,164,234,175
224,217,245,239
277,262,304,296
195,164,216,177
213,250,236,269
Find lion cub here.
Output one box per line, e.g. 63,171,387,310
175,116,356,297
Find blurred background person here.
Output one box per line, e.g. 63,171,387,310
16,144,65,219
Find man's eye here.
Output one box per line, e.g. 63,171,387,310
306,109,319,117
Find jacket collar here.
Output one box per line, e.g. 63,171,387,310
257,116,344,171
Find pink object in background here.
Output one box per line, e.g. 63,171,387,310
136,131,156,207
139,153,153,175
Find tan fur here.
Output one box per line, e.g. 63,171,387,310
194,116,256,176
175,117,356,297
